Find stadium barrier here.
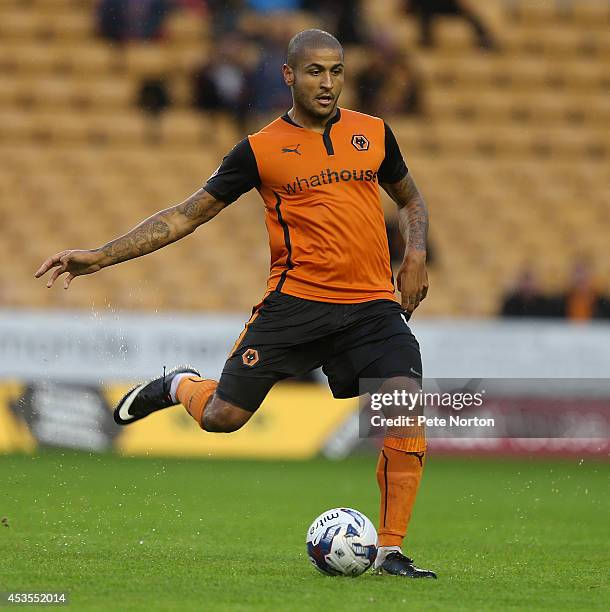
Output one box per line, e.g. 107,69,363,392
2,379,608,459
1,310,609,459
2,309,610,382
0,380,357,459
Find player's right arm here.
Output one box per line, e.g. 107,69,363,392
35,189,224,289
35,137,260,289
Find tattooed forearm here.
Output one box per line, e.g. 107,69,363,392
101,218,171,263
382,174,428,254
96,189,225,267
399,195,428,253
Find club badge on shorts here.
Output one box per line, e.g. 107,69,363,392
242,348,260,367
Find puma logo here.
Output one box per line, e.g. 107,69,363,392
282,144,301,155
406,452,425,466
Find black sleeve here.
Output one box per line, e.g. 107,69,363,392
203,137,261,205
378,122,408,184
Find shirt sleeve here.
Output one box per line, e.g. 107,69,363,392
203,137,261,205
378,122,408,184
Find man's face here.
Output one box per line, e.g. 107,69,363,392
283,47,344,120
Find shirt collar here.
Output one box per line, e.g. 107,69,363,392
281,108,342,130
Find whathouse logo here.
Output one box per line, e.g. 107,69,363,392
283,168,378,195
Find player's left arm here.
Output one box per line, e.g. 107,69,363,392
379,123,429,315
381,174,429,315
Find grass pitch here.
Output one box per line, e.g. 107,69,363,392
0,451,608,611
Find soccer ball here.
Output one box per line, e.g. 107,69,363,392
306,507,377,576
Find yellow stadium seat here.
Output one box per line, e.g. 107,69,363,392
2,42,62,74
56,43,120,75
559,61,607,92
71,76,133,110
46,11,94,40
0,10,48,40
0,110,40,142
124,44,173,77
512,0,560,23
433,18,479,52
22,76,76,108
496,56,549,90
166,12,206,44
571,0,610,24
0,77,22,105
158,110,207,147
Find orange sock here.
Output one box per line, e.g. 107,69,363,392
385,420,426,453
376,438,426,547
176,376,218,429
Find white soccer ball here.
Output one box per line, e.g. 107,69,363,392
306,507,378,576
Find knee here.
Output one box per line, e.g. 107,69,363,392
202,401,250,433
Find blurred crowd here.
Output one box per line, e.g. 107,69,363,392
97,0,501,131
501,261,610,321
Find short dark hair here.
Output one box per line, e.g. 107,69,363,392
286,29,343,68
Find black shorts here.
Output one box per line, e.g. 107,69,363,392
216,291,422,412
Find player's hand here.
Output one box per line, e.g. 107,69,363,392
34,249,104,289
397,251,428,315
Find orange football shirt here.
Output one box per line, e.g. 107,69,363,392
204,108,408,304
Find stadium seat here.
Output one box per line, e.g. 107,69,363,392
0,10,48,40
435,19,479,51
571,0,610,24
56,43,120,75
560,61,607,92
70,76,133,110
511,0,560,23
166,12,207,44
45,12,93,40
124,44,174,77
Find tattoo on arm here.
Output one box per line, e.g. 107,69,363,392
178,189,214,220
98,189,225,267
101,219,171,261
382,174,428,254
